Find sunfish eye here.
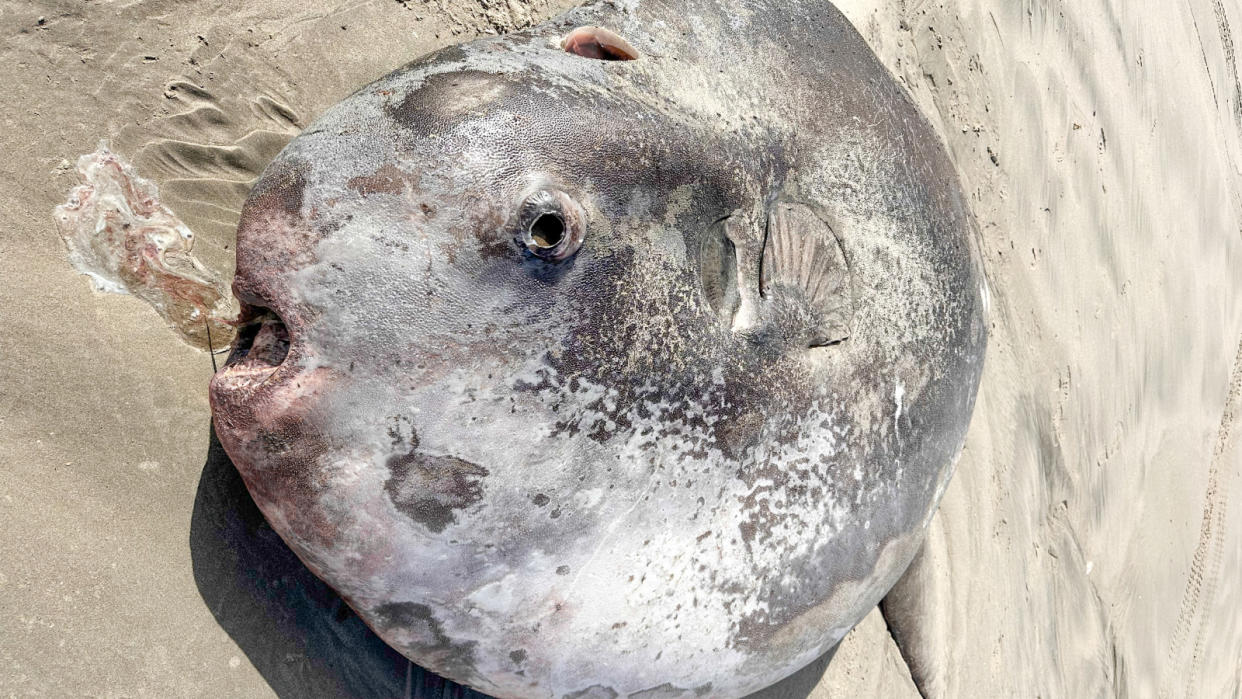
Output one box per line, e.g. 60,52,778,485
515,188,586,261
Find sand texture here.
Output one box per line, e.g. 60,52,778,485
1,0,1239,696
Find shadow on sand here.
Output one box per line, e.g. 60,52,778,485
190,426,833,698
190,426,487,698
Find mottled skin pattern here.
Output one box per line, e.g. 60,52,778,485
208,0,987,696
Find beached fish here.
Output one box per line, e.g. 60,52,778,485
208,0,987,695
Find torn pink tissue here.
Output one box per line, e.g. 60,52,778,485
53,142,237,350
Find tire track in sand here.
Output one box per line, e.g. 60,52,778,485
1210,0,1242,131
1160,334,1242,698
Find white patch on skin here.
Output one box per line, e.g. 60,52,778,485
573,488,605,508
894,380,905,422
894,380,905,443
466,574,520,615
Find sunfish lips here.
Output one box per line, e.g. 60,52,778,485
211,302,294,396
208,299,334,466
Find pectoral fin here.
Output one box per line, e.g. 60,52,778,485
759,201,854,348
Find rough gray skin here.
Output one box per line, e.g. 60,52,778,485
208,0,987,696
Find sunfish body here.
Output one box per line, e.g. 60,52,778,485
208,0,987,695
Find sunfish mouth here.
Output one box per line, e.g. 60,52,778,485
214,303,291,392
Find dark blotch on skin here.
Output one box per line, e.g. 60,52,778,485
626,682,714,698
733,612,768,647
249,160,308,217
230,158,321,293
386,67,517,139
532,493,550,506
562,686,620,699
556,565,570,575
384,448,489,533
509,649,527,664
373,602,480,684
738,521,757,545
347,163,411,195
698,217,740,327
713,410,765,460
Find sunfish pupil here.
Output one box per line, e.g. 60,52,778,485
531,213,565,247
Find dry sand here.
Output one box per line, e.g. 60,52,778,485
1,0,1239,696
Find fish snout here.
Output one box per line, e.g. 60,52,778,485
208,287,327,458
212,299,291,388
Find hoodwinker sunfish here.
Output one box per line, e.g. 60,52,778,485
209,0,987,695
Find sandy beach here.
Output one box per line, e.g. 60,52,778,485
1,0,1239,696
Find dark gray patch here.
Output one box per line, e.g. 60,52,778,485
346,163,410,195
247,159,308,218
714,410,765,460
698,217,740,327
556,565,570,575
509,648,527,664
384,449,489,533
738,521,756,545
372,602,480,684
386,68,521,139
563,685,620,699
532,493,550,507
626,682,714,698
